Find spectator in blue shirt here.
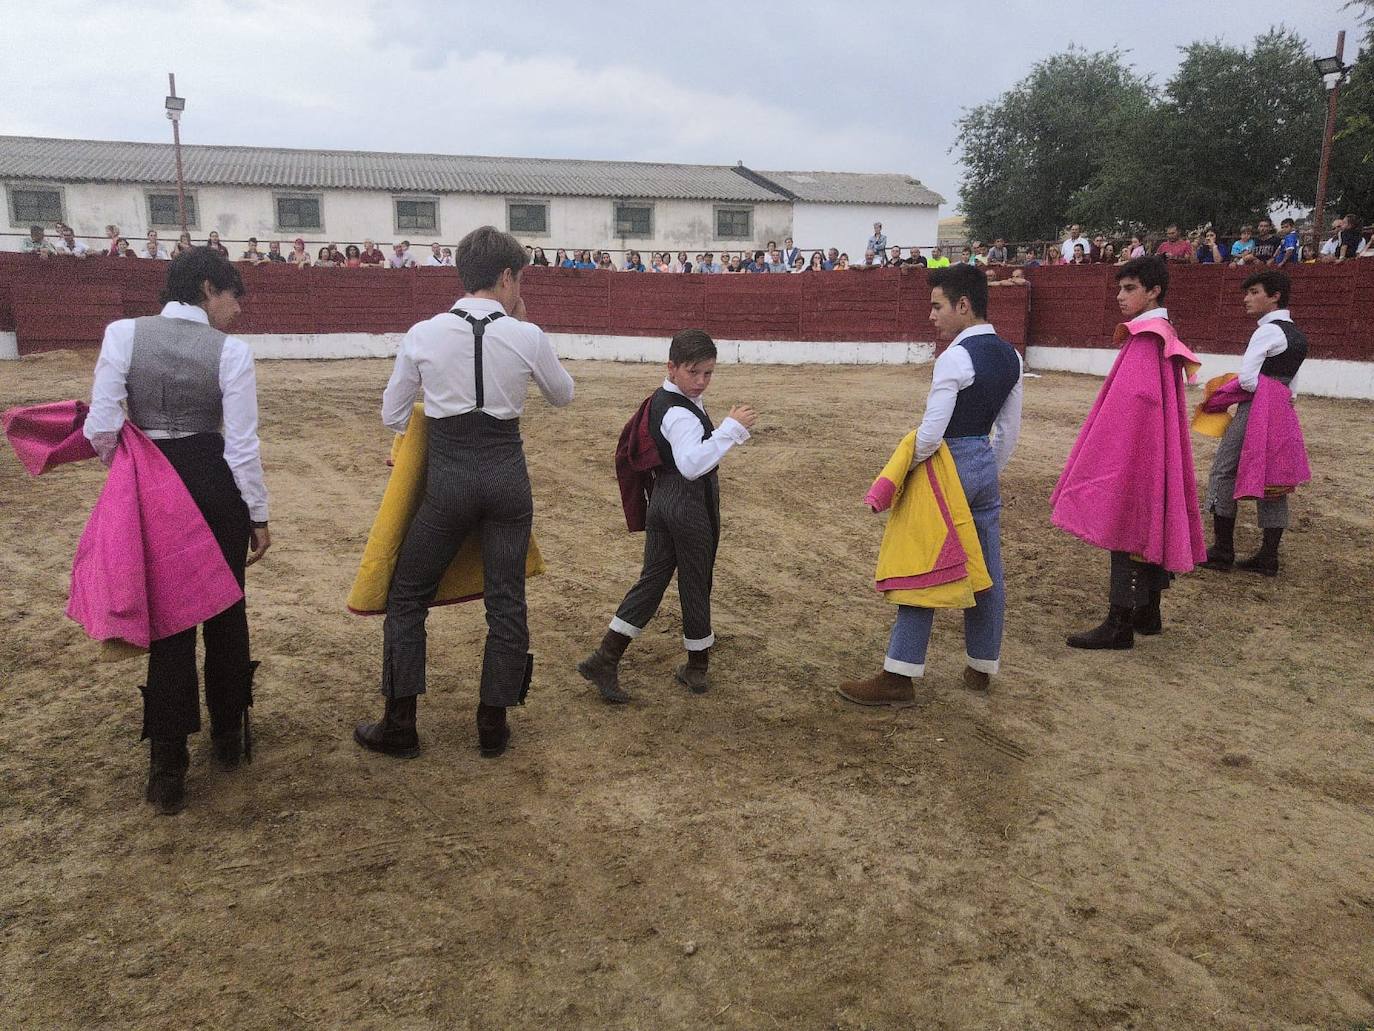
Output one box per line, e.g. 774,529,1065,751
824,247,839,270
622,249,645,272
747,250,770,273
1196,229,1226,264
1230,226,1256,264
1274,218,1301,265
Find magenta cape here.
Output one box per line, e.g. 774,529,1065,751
1050,316,1208,573
3,400,243,649
1203,376,1311,500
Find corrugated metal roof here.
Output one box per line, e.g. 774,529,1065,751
0,136,940,207
751,168,944,207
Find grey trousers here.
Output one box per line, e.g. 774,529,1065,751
611,470,719,650
381,412,533,706
1206,399,1289,528
1109,550,1171,608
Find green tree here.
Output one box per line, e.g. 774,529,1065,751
954,48,1153,241
1330,2,1374,216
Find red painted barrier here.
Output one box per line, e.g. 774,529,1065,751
2,252,1370,360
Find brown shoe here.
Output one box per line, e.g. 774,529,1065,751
674,647,711,695
836,670,916,708
962,667,991,692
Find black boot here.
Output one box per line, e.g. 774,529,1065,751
146,737,189,816
1131,590,1162,636
674,647,711,694
1236,528,1282,577
209,660,259,769
476,702,509,758
1066,605,1135,650
577,629,633,703
353,695,420,758
1201,515,1236,571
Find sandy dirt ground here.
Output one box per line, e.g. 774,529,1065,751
2,352,1372,1031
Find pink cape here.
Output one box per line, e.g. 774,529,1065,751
1050,316,1208,573
1203,376,1311,500
3,400,244,648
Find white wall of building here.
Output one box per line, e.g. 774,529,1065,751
790,201,940,261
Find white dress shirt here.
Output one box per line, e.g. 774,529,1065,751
914,324,1023,473
1239,308,1296,393
381,297,574,433
53,238,89,256
140,246,170,260
1061,235,1092,261
658,380,750,481
84,302,270,522
422,253,447,267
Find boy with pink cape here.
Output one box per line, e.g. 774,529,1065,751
1051,256,1207,649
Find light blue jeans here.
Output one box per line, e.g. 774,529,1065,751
884,436,1005,676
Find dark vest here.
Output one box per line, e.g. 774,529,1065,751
943,333,1021,438
648,387,714,476
1260,320,1308,383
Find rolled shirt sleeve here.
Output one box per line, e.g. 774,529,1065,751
84,318,135,463
381,328,423,433
1238,323,1288,393
220,338,270,523
661,407,750,481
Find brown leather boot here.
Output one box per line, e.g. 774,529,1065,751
963,667,991,692
1066,605,1134,650
836,670,916,707
577,629,633,703
674,648,710,694
353,695,420,758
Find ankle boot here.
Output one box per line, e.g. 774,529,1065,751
674,648,711,694
837,670,917,707
146,737,190,815
1067,605,1135,650
1131,590,1163,636
577,629,633,703
353,695,420,758
476,702,509,758
1236,528,1282,576
1201,515,1236,571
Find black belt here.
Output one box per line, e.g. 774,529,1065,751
451,309,506,411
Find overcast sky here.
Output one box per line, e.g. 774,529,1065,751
3,1,1359,210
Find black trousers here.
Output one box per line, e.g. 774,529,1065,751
141,434,255,740
381,412,533,707
1108,550,1172,608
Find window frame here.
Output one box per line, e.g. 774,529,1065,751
613,200,655,240
713,204,754,241
393,195,441,235
505,198,550,237
144,188,201,230
272,191,325,233
6,182,67,228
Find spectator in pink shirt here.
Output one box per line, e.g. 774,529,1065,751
1154,225,1194,263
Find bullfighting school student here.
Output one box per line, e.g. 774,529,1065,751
354,226,574,759
1200,269,1309,576
838,263,1023,705
577,329,757,701
83,248,271,815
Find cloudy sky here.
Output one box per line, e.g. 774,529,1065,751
3,1,1358,210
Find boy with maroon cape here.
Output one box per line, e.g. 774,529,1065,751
1051,256,1208,649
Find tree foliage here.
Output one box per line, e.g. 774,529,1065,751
1330,2,1374,217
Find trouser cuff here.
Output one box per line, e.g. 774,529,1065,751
883,656,924,678
965,654,999,675
481,648,533,707
208,659,259,733
683,633,715,651
609,616,643,639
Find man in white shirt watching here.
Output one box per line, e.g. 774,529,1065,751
52,224,89,257
357,225,575,760
141,230,170,260
1060,223,1091,263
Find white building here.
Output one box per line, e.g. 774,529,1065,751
0,135,942,258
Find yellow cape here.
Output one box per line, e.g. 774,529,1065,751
1192,373,1239,438
346,404,545,614
873,435,991,608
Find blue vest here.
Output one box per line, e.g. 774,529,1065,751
944,333,1020,439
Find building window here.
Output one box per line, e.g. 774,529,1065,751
146,191,199,229
614,202,653,238
8,185,65,226
715,205,753,240
274,193,323,232
394,197,439,233
507,200,549,236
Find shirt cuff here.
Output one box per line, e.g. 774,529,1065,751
718,417,750,443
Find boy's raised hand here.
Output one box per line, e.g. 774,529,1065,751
728,404,758,430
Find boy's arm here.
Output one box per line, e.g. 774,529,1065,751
661,407,748,481
913,347,973,464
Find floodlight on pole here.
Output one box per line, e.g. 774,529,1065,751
166,73,189,236
1311,32,1347,255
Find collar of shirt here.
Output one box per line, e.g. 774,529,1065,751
950,323,997,349
661,378,706,412
161,301,209,324
1139,307,1169,322
1258,308,1291,326
451,297,508,317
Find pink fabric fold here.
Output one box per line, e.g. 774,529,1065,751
864,476,897,513
1,400,97,474
1050,316,1207,573
1204,376,1311,500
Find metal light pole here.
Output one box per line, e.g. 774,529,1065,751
1311,32,1347,257
165,73,188,235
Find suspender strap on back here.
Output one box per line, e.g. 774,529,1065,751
451,310,506,411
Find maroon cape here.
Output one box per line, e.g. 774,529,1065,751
615,395,661,532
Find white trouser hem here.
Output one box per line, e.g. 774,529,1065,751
965,654,999,675
883,656,925,677
683,633,715,651
609,617,643,639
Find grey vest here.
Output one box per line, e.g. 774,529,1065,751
126,315,226,436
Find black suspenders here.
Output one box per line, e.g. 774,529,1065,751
450,310,505,411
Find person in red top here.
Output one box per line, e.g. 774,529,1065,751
359,239,386,267
1154,225,1194,263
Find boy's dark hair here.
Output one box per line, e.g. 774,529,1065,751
668,328,717,366
1280,217,1295,228
455,226,528,292
160,246,245,304
1116,255,1169,304
1242,268,1291,308
928,263,989,319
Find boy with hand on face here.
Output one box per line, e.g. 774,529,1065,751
578,330,757,702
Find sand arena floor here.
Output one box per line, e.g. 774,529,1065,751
2,353,1372,1030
